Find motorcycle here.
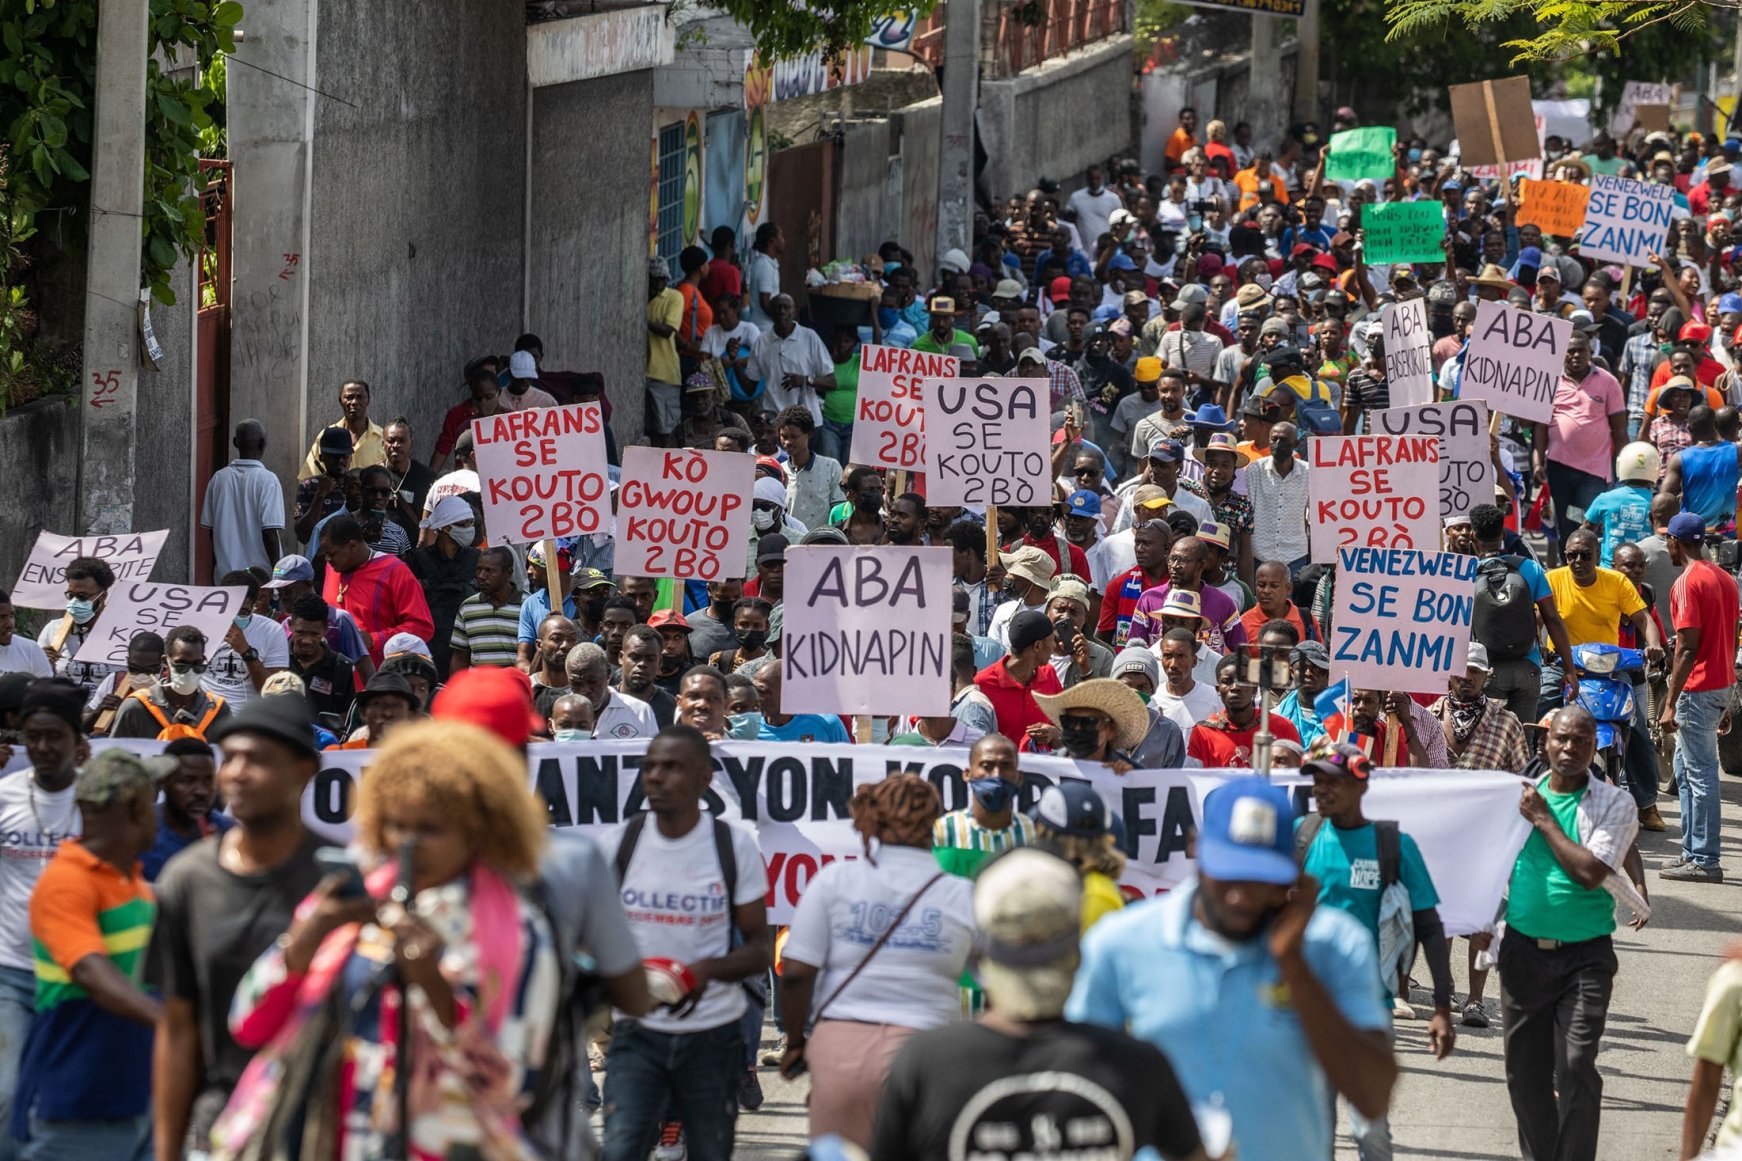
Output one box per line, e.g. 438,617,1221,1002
1570,643,1645,787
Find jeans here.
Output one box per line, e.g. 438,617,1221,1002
1487,657,1542,726
1621,680,1658,809
1674,686,1731,868
1500,928,1616,1161
602,1020,742,1161
21,1112,150,1161
814,419,852,465
0,966,36,1161
1537,661,1566,718
1545,461,1607,544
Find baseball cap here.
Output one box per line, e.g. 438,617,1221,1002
1170,283,1209,310
1668,512,1707,543
1719,293,1742,316
1016,346,1047,365
1302,737,1374,782
1031,782,1114,838
1292,640,1330,671
1147,438,1185,463
972,848,1084,1018
526,540,574,573
316,427,353,458
757,533,791,563
1198,778,1298,884
648,609,692,634
754,455,787,482
1064,490,1100,519
431,666,544,748
77,749,178,809
1466,642,1493,673
993,278,1025,299
263,554,315,590
574,568,616,591
509,350,538,379
1680,321,1714,345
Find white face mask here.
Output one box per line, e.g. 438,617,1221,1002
752,508,777,533
167,666,203,696
447,524,478,547
1255,273,1273,290
553,727,592,743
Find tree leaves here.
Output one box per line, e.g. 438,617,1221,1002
1385,0,1708,63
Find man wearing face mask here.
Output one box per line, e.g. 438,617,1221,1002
1032,678,1150,770
202,570,288,709
111,626,233,741
748,477,806,574
985,546,1056,654
932,733,1033,879
617,625,677,728
37,556,120,698
82,632,165,738
548,693,596,743
836,466,888,545
683,579,742,665
403,495,480,680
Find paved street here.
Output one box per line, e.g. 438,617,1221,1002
712,772,1742,1160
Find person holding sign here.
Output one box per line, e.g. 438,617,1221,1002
109,626,232,741
35,556,120,696
1533,332,1629,543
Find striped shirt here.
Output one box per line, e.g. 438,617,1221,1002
450,592,523,668
932,810,1036,879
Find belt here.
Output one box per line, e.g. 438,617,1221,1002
1508,928,1608,952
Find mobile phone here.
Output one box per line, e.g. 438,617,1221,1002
1053,618,1078,651
314,846,369,899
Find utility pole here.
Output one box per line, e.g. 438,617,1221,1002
1291,0,1320,124
935,0,980,266
78,0,150,537
1247,16,1286,143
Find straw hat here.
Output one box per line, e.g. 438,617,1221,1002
1471,265,1513,292
1189,431,1252,468
1033,679,1153,750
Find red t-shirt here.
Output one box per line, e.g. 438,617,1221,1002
975,658,1064,740
1022,533,1092,585
1187,712,1302,768
700,258,743,307
1239,600,1312,644
1671,559,1739,692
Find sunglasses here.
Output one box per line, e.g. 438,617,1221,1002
169,661,209,675
1059,713,1106,731
1563,549,1594,561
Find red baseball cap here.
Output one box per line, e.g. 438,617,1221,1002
430,667,545,748
1680,321,1714,345
1311,253,1339,272
1049,275,1073,301
1290,242,1318,258
648,609,692,633
755,455,787,482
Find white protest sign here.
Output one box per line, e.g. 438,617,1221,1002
72,582,249,667
1463,158,1544,182
615,447,754,580
1461,300,1570,425
1612,81,1673,135
924,378,1051,507
1373,399,1494,520
1576,174,1675,267
1330,547,1476,695
848,344,958,470
9,530,170,609
471,403,610,544
1381,297,1435,408
1306,435,1440,563
780,545,952,716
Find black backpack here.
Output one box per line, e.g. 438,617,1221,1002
1472,553,1537,662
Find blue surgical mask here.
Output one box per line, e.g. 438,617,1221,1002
553,728,592,743
878,306,899,330
1407,148,1422,164
233,614,253,630
969,776,1015,812
66,598,96,625
728,711,764,740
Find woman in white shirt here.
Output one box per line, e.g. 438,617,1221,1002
776,774,976,1148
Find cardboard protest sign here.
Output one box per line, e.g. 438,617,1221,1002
848,345,958,470
471,403,610,544
1464,158,1544,182
73,582,249,667
1373,400,1495,520
780,545,952,717
614,447,754,580
1613,81,1673,135
1449,76,1540,168
1576,174,1675,266
1325,126,1396,184
1307,434,1440,563
1362,201,1446,266
10,530,169,609
924,378,1052,507
1330,547,1476,695
1461,300,1570,424
1380,298,1435,408
1516,178,1591,237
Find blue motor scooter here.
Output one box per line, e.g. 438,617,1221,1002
1571,642,1645,785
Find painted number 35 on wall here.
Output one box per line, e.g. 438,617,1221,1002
89,370,122,409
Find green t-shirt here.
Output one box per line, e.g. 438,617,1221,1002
1506,779,1616,942
1582,153,1626,177
912,329,981,359
822,352,861,425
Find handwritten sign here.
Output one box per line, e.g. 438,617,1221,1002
1613,81,1673,135
1326,126,1396,184
471,403,610,544
1330,547,1475,695
1307,435,1440,563
1576,174,1675,266
1449,77,1539,169
1363,201,1446,265
73,582,249,667
1380,298,1435,409
924,378,1051,507
780,545,952,716
1464,158,1544,182
10,530,169,609
1462,300,1570,424
1373,400,1495,520
615,447,754,581
1517,179,1592,237
849,345,958,470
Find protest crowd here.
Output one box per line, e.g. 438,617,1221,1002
16,81,1742,1161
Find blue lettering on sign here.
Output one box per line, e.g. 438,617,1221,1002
1336,547,1479,581
1331,625,1458,672
1578,176,1675,262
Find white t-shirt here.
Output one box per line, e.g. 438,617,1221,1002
36,619,120,698
701,320,760,357
782,845,975,1030
746,251,781,330
612,816,766,1033
200,459,286,580
1065,186,1125,249
423,469,481,517
987,597,1046,653
1154,679,1221,735
0,636,52,678
595,690,658,740
202,614,291,709
0,771,81,971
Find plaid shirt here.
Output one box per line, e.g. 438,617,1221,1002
1428,695,1531,773
1040,359,1087,413
1617,330,1659,424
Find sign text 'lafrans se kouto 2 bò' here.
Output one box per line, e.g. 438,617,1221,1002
471,403,611,544
1460,301,1571,425
614,447,754,580
1331,548,1476,695
849,344,958,471
9,530,170,609
923,378,1052,507
1306,434,1440,564
780,546,953,717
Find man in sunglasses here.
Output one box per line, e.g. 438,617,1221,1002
1541,528,1664,716
108,625,232,741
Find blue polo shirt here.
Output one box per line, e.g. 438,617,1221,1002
517,589,578,645
758,714,850,744
1066,881,1389,1161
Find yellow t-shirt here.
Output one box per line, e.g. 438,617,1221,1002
1545,566,1645,652
1688,958,1742,1149
646,287,683,386
1081,871,1127,934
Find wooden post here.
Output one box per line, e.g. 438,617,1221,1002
1619,266,1634,313
854,715,873,743
540,538,565,614
984,505,1000,563
892,469,907,498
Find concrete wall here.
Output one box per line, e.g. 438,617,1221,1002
836,119,893,263
892,97,942,283
528,71,657,442
978,36,1135,202
133,260,198,582
0,401,79,597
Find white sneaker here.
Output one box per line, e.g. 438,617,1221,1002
1392,996,1417,1020
652,1122,685,1161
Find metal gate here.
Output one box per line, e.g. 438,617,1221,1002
194,158,232,583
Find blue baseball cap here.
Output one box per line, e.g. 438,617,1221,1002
1718,293,1742,316
1065,490,1101,519
1108,251,1138,272
1725,136,1741,155
1147,437,1185,462
263,554,314,590
1198,778,1298,885
1516,246,1542,269
1668,511,1708,544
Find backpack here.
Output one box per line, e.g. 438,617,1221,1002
1294,380,1344,436
1472,553,1538,662
130,689,225,741
1296,815,1415,995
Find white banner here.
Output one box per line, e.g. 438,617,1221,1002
471,403,610,544
1329,547,1476,695
1462,300,1569,425
780,546,953,716
614,447,754,580
72,582,249,667
1306,434,1440,563
1576,174,1676,267
1373,399,1494,520
9,530,169,609
924,378,1052,507
849,345,957,471
1612,81,1673,135
1381,298,1435,408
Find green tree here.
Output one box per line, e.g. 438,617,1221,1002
1386,0,1710,67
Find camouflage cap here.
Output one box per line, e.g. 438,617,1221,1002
76,749,178,809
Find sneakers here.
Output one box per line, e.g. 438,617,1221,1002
738,1065,764,1112
1638,804,1667,832
1461,1000,1490,1028
653,1123,685,1161
1661,862,1725,883
758,1035,786,1067
1392,996,1416,1020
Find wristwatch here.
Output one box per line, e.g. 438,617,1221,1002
242,648,261,664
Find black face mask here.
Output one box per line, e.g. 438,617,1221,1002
855,492,882,514
584,596,608,624
738,630,769,651
657,654,684,676
1061,722,1104,755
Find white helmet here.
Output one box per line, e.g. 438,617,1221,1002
1616,441,1661,484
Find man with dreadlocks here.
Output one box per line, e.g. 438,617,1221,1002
775,774,978,1149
